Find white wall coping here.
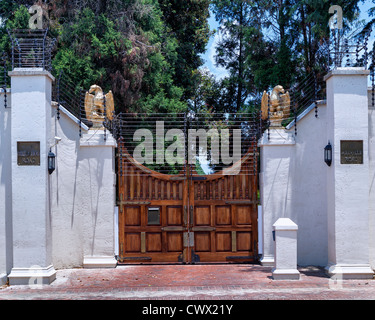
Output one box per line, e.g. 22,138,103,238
52,102,89,132
285,100,326,130
273,218,298,231
80,131,117,148
258,127,295,146
51,103,116,147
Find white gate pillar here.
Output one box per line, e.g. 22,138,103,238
325,67,374,279
258,129,295,266
8,68,56,285
80,131,117,269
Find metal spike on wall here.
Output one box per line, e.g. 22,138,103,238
56,71,63,120
79,90,83,138
314,71,318,118
294,105,298,136
267,92,271,142
1,52,8,108
103,95,107,141
111,112,261,177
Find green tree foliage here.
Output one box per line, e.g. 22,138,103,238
210,0,364,113
0,4,29,53
211,0,260,113
0,0,366,116
0,0,210,115
51,0,188,114
158,0,212,101
189,68,221,113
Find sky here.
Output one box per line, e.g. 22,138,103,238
201,14,227,80
201,2,375,79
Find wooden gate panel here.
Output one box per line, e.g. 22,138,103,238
189,157,258,263
119,203,187,263
117,147,188,263
191,202,257,263
117,141,259,264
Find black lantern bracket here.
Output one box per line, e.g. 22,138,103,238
48,149,56,174
48,136,61,174
324,142,333,167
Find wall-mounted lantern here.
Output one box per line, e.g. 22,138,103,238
48,149,56,174
324,142,332,167
48,136,61,175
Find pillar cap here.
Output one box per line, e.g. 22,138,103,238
273,218,298,231
9,68,55,82
324,67,370,81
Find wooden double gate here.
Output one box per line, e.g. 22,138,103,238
117,143,259,264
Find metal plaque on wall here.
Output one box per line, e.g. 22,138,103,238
17,142,41,166
340,140,363,164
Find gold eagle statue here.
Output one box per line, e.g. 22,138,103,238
261,85,291,123
84,85,115,126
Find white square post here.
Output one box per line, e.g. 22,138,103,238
8,69,56,285
258,129,295,267
272,218,300,280
325,68,374,279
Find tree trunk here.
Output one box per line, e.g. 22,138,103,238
300,4,311,73
237,2,244,112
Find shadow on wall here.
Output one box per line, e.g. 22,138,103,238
50,109,84,268
287,106,328,267
79,143,107,256
0,94,13,274
51,106,115,266
370,108,375,196
369,107,375,270
261,144,294,264
264,147,295,227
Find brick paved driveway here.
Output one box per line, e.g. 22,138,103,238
0,264,375,300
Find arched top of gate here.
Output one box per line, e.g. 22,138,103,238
115,112,261,179
118,143,184,181
118,141,258,181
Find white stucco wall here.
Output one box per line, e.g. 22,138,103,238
286,104,328,267
0,90,12,283
260,104,328,267
261,77,374,273
259,130,296,266
1,78,373,273
324,69,372,279
50,105,117,269
368,88,375,270
10,71,54,271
